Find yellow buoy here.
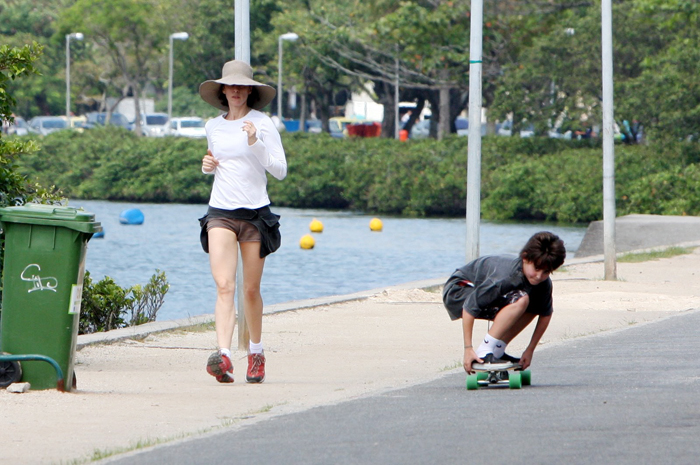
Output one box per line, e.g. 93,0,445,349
369,217,383,232
309,218,324,233
299,234,316,249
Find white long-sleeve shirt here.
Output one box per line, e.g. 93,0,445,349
204,110,287,209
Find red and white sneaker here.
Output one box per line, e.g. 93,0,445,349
206,351,234,383
246,352,266,383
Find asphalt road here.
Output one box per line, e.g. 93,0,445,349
104,309,700,465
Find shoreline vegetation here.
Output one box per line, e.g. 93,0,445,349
14,127,700,224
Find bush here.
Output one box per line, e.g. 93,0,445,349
79,270,170,334
16,128,700,223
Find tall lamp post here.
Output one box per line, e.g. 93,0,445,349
465,0,484,262
168,32,189,130
65,32,83,120
277,32,299,121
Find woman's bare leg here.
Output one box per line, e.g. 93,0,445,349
239,241,265,344
208,227,239,350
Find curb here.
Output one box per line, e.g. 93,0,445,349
77,278,444,349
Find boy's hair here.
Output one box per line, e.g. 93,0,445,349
520,231,566,273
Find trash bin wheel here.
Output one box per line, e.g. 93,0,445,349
0,358,23,388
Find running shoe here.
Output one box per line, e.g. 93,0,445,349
246,352,266,383
499,352,521,364
207,351,234,383
472,353,516,370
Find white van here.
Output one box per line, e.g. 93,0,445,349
169,117,206,138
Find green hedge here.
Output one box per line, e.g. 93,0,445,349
16,127,700,223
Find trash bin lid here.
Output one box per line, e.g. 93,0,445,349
0,204,102,234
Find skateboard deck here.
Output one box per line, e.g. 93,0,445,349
466,362,531,390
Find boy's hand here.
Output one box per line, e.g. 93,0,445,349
202,149,219,172
463,348,483,374
519,348,534,370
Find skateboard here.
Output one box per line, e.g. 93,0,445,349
466,363,531,390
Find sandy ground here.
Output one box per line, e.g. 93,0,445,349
2,247,699,464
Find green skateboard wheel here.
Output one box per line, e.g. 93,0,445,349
520,370,531,386
508,371,522,389
477,372,488,381
466,374,480,390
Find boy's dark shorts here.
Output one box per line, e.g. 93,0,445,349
443,277,527,321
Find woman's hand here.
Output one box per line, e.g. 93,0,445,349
202,149,219,172
242,120,257,145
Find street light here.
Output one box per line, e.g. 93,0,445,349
277,32,299,121
168,32,189,130
65,32,83,120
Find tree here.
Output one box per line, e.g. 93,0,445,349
616,0,700,143
266,1,361,131
163,0,281,88
0,41,60,206
57,0,172,135
489,0,698,143
270,1,531,139
1,0,77,117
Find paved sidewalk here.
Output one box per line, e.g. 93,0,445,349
1,243,699,464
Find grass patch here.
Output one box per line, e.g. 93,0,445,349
169,321,216,334
618,246,692,263
60,407,267,464
440,360,463,372
254,404,275,414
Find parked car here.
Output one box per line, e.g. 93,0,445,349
3,116,29,136
496,120,535,138
547,128,572,139
305,119,322,134
329,117,358,138
138,113,169,137
410,119,431,139
84,112,132,131
27,116,69,136
169,117,206,138
67,115,87,132
454,117,489,136
455,117,469,136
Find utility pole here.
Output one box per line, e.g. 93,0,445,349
465,0,484,263
601,0,617,279
235,0,250,349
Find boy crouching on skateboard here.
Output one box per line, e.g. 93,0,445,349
442,231,566,374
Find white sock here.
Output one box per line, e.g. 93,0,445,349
249,340,264,354
219,348,232,358
476,333,506,358
492,341,507,359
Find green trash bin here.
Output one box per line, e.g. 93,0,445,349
0,204,101,391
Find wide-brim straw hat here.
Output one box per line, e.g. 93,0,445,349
199,60,276,111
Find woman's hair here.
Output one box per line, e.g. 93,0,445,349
520,231,566,272
217,85,260,109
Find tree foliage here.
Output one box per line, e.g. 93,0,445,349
490,0,700,143
0,41,61,208
0,0,698,141
79,269,170,333
17,129,700,221
0,0,70,117
56,0,172,135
